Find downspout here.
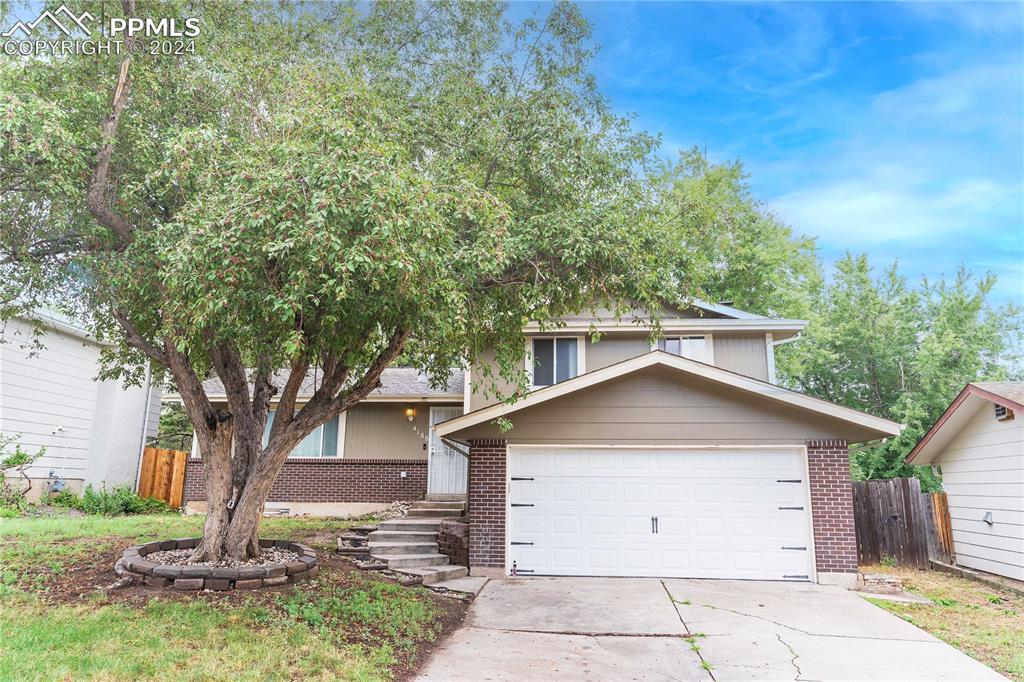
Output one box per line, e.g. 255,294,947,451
132,364,154,493
766,332,802,384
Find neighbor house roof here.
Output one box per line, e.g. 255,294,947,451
436,350,902,440
906,381,1024,465
167,367,464,403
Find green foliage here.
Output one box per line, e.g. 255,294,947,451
779,255,1022,482
49,486,174,516
0,434,46,510
0,0,693,402
653,148,822,318
154,401,193,451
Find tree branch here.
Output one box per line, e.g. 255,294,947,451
111,307,167,365
85,0,137,243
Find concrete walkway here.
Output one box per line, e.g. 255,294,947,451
416,577,1005,681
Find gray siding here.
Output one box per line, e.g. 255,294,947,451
468,331,773,411
714,333,769,381
343,402,461,460
586,334,652,372
935,403,1024,581
454,366,883,444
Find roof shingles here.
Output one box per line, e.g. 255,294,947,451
198,367,464,400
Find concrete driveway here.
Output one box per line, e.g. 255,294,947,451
417,577,1005,681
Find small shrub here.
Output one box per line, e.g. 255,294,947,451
0,434,46,511
880,554,897,567
49,485,174,516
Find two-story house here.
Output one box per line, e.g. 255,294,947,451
180,300,902,588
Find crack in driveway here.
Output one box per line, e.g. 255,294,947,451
691,602,941,643
661,580,716,682
468,626,686,638
775,632,808,681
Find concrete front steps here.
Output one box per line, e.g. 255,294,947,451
367,499,467,585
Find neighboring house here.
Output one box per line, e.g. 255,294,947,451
181,300,902,588
0,312,162,501
906,382,1024,581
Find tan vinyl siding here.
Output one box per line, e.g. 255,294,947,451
934,403,1024,580
469,346,523,412
454,365,883,444
714,333,769,381
342,402,460,460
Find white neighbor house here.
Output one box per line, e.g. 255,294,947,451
0,312,161,501
907,382,1024,581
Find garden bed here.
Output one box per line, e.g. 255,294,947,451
116,537,318,590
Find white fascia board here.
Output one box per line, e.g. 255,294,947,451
436,350,903,439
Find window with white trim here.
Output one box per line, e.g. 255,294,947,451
531,337,579,387
263,411,342,457
657,335,711,363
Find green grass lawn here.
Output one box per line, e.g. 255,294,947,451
866,565,1024,681
0,513,462,681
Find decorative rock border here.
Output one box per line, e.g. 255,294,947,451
115,538,318,591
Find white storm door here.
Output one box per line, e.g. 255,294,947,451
507,447,814,581
428,407,467,495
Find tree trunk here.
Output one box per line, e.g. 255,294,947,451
190,420,270,561
191,419,303,561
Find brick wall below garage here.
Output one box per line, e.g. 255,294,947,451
467,439,506,568
183,458,427,503
807,440,858,574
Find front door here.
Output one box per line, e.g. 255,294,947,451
428,406,467,496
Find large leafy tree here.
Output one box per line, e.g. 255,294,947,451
778,255,1022,486
653,148,821,318
0,1,696,559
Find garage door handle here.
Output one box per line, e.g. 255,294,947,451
511,477,534,481
511,503,534,508
776,479,802,483
778,506,804,511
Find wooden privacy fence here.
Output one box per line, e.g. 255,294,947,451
852,478,955,569
137,447,188,508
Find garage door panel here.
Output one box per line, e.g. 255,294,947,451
508,447,814,581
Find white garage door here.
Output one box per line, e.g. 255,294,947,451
507,447,814,581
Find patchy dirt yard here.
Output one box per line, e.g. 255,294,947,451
0,513,467,681
865,564,1024,681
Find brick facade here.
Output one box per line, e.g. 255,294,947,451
183,458,427,503
467,439,507,568
806,439,858,575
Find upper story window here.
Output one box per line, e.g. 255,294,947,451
656,335,712,364
531,337,581,387
263,410,343,457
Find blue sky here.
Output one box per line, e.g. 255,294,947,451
562,1,1023,306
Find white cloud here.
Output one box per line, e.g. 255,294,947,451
771,171,1020,245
